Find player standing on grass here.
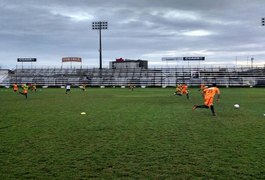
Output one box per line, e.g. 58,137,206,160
128,83,134,91
193,83,220,116
81,84,86,91
31,83,37,92
65,83,71,94
19,83,28,99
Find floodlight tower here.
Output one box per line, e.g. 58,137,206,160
92,21,108,70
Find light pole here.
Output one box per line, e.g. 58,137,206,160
251,57,254,69
92,21,108,70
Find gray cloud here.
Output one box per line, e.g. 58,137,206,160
0,0,265,69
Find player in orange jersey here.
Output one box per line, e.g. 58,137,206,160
181,84,189,99
193,83,220,116
13,83,18,92
175,84,189,99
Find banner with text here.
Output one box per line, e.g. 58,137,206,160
183,57,205,61
161,57,183,61
17,58,37,62
62,57,82,62
162,57,205,61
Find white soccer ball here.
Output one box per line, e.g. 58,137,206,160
234,104,240,109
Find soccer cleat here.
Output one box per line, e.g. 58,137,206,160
212,113,217,116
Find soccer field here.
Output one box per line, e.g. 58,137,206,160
1,87,265,179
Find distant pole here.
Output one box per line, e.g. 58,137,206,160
99,27,102,69
92,21,108,70
251,57,254,69
261,17,264,69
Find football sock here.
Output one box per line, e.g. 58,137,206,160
196,105,209,109
210,105,215,114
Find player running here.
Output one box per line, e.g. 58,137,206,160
193,83,220,116
174,84,182,95
175,84,189,99
13,83,18,92
19,83,29,99
181,84,189,99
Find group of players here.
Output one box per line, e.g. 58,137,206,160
174,83,190,99
13,82,87,96
12,83,37,99
174,83,220,116
13,81,220,116
65,83,87,94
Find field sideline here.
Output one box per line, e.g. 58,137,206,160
1,87,265,179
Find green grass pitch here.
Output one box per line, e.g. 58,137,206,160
1,87,265,179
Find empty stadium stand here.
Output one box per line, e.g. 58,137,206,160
1,67,265,87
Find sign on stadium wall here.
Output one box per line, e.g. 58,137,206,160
183,57,205,61
162,57,205,61
62,57,82,62
161,57,183,61
17,58,37,62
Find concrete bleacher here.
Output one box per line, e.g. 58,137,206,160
1,67,265,87
0,69,10,86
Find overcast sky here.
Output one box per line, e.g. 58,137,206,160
0,0,265,69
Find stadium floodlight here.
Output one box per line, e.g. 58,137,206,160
92,21,108,70
261,17,265,26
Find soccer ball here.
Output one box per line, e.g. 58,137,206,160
234,104,240,108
